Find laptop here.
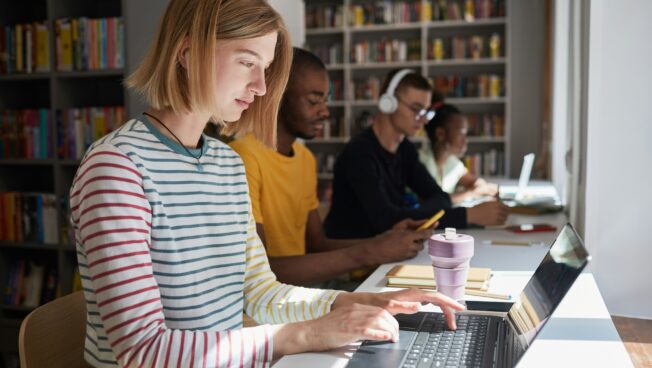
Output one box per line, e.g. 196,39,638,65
500,153,535,202
346,223,590,368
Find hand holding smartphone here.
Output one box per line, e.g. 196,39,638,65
417,210,445,231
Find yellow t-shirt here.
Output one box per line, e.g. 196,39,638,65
230,134,319,257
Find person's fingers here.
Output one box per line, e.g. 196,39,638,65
382,299,422,315
441,305,458,330
361,327,394,342
409,229,432,242
400,289,466,312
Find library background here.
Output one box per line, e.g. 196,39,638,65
0,0,545,366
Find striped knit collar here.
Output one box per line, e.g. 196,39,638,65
140,116,209,159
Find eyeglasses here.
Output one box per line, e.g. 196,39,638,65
397,97,436,121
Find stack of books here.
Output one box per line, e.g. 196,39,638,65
386,264,491,291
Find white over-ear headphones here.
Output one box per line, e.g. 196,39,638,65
378,69,414,114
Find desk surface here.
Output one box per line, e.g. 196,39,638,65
274,182,633,368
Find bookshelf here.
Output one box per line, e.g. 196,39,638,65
0,0,131,361
304,0,531,202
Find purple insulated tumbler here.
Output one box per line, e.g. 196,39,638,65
428,228,474,301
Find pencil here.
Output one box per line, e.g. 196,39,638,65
486,240,530,246
465,289,511,300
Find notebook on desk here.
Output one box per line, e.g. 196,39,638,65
386,265,491,291
346,223,590,368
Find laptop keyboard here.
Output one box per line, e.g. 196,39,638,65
401,314,489,368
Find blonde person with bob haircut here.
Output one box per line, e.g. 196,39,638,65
69,1,464,367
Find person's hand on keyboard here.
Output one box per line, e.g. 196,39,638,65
331,289,465,331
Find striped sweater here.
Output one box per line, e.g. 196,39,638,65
70,118,341,367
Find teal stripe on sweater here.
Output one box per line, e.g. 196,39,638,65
152,230,246,242
151,250,245,265
163,295,243,322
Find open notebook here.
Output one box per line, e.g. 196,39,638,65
386,264,491,291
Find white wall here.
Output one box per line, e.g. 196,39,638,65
269,0,305,47
551,1,569,203
584,0,652,318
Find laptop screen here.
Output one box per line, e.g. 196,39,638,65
515,153,535,199
506,223,591,347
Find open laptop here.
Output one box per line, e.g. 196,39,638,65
346,223,590,368
500,153,535,202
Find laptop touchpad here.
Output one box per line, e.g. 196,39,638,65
346,330,416,368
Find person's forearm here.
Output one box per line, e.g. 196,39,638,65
269,321,313,359
317,237,369,251
451,189,476,204
269,245,380,286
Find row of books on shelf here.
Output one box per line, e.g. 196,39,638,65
0,22,50,74
467,113,504,137
431,74,504,98
0,106,125,160
351,76,383,100
429,33,502,60
54,17,125,72
464,148,503,176
306,43,343,66
346,74,504,100
305,0,506,29
348,1,424,26
0,192,60,244
351,39,421,64
329,79,344,101
0,109,53,159
431,0,506,22
4,259,59,308
56,106,125,159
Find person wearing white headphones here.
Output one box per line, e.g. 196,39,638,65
325,69,508,239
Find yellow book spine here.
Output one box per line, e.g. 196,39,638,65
35,22,49,72
423,1,432,22
59,19,73,71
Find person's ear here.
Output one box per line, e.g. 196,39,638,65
178,37,190,69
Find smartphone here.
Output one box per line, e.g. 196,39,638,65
417,209,445,231
506,224,556,233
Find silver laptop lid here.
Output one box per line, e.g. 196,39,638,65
507,223,590,358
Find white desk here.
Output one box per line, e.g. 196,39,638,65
274,183,633,368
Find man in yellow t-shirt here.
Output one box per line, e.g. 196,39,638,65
230,48,434,287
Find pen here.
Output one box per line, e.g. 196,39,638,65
465,289,511,300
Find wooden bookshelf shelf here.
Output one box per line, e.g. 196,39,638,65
53,69,125,78
306,27,345,35
349,22,422,32
350,60,423,70
0,73,51,81
0,241,60,251
0,159,56,165
427,57,507,67
426,18,507,29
